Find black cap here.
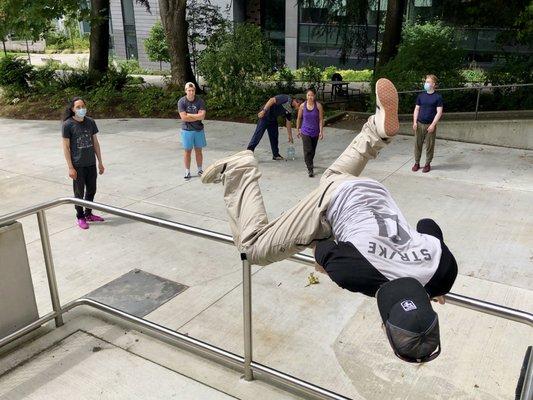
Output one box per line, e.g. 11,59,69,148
376,277,441,363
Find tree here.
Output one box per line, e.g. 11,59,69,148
376,21,465,91
197,23,275,109
88,0,111,74
0,1,10,55
377,0,406,67
187,0,226,77
89,0,150,76
145,21,170,70
159,0,197,88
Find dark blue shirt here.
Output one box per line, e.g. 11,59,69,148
265,94,292,122
416,92,443,124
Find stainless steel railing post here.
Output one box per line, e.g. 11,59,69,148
36,210,63,327
475,86,481,120
521,347,533,400
242,253,254,381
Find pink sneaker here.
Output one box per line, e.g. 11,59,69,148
86,214,105,222
77,218,89,230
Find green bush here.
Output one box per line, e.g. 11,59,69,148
0,55,34,94
376,21,466,112
125,86,179,117
198,23,276,110
297,62,323,90
461,67,487,83
144,21,170,70
45,29,90,52
44,25,89,53
115,59,148,75
30,65,58,94
377,21,465,91
335,69,372,82
275,66,296,92
487,55,533,85
323,66,337,81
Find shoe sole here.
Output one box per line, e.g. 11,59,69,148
201,150,254,184
376,78,399,136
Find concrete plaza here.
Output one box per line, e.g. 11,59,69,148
0,117,532,399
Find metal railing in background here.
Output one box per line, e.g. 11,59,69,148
0,198,531,400
398,83,533,120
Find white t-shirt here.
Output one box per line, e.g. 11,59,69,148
326,179,442,285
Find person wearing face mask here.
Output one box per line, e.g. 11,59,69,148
61,97,105,230
412,75,443,173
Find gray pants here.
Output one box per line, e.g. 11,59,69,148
221,116,392,265
414,122,436,164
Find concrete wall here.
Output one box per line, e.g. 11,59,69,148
285,0,298,69
0,222,38,340
399,119,533,150
3,40,45,53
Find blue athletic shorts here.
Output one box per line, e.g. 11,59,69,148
180,130,207,150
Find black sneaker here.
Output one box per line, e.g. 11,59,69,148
308,169,314,177
272,155,285,161
184,172,191,180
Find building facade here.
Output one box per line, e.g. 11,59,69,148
109,0,233,69
110,0,529,70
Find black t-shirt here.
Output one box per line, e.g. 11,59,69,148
266,94,293,122
315,219,457,298
62,117,99,167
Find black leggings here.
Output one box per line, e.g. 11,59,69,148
417,218,458,297
302,134,319,171
73,165,97,219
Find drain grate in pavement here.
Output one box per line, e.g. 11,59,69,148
86,269,188,317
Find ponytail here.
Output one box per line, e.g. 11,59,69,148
62,97,85,121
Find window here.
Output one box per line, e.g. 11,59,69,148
121,0,138,60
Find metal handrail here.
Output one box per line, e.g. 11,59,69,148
397,82,533,94
397,83,533,120
0,197,532,400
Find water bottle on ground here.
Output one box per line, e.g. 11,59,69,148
287,144,296,160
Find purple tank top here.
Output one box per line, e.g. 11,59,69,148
301,102,320,137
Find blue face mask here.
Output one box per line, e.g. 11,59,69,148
423,82,433,92
75,108,87,118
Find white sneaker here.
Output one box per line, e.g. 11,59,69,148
374,78,399,138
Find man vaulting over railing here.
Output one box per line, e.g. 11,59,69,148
201,78,458,364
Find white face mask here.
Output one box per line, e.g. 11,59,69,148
75,108,87,118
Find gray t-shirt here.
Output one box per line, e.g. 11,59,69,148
326,178,442,285
61,117,98,167
178,96,205,131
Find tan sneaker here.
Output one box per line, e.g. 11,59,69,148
374,78,399,137
201,150,256,184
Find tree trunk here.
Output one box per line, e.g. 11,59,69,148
377,0,406,67
159,0,197,88
89,0,110,75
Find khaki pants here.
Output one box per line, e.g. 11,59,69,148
414,122,436,164
221,116,392,266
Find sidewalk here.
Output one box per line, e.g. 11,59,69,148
0,118,532,399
